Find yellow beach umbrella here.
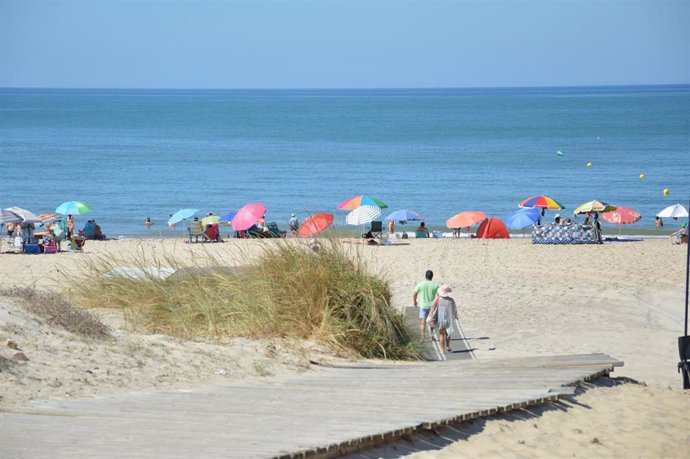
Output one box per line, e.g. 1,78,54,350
573,200,617,214
202,215,220,226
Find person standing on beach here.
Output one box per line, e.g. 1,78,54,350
67,215,75,239
413,270,439,340
434,285,458,353
387,219,396,237
289,213,299,235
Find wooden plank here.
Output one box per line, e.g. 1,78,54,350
0,353,622,459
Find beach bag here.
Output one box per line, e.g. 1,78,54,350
426,298,439,325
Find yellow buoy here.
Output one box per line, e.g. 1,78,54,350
586,162,592,167
663,188,670,196
639,174,646,179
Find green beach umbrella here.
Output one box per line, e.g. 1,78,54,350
55,201,93,216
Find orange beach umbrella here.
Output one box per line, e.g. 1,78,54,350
298,213,334,237
446,211,486,229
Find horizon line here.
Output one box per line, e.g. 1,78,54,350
1,83,689,92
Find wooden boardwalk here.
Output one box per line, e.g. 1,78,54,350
0,353,622,459
402,306,475,361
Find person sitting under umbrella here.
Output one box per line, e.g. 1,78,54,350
416,222,430,237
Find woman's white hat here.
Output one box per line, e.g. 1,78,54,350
438,285,453,297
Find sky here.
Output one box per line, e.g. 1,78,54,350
1,0,688,89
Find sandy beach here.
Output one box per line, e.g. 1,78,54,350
1,237,689,456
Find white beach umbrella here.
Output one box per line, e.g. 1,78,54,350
346,205,382,226
657,203,689,219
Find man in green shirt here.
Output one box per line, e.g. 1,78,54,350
413,270,439,340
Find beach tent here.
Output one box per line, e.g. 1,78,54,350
476,218,510,239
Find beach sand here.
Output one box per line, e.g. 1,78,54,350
1,237,689,457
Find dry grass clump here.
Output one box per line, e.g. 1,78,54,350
72,240,416,359
1,287,111,340
0,354,12,372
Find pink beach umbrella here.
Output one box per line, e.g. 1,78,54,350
231,203,266,231
601,207,642,225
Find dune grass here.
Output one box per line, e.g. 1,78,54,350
71,240,417,359
1,287,111,340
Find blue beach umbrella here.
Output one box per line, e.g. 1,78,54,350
168,208,200,225
219,211,237,223
55,201,92,216
384,209,424,222
506,208,541,230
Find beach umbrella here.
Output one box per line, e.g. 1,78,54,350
657,203,689,219
0,209,21,224
202,215,220,226
232,202,266,231
446,211,486,229
3,207,40,223
298,213,334,237
573,200,616,214
219,211,237,223
37,213,61,223
518,195,565,210
384,209,423,222
506,208,541,230
337,195,388,210
168,208,200,225
55,201,92,216
345,205,381,225
601,207,642,225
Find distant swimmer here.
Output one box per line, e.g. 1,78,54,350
145,217,154,229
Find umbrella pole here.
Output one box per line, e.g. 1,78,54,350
679,196,690,389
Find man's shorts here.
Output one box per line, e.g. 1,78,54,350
419,308,431,319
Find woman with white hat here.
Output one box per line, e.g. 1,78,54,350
435,285,458,353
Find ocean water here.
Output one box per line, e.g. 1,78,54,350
1,86,689,236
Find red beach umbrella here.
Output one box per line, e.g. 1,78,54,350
298,213,334,237
231,203,266,231
601,207,641,225
446,211,486,229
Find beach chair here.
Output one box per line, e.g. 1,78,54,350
415,230,429,239
267,222,285,238
369,221,383,239
188,220,205,243
68,237,85,253
43,238,58,254
83,221,96,239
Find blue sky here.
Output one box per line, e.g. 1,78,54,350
1,0,688,88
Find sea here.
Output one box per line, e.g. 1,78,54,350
1,86,689,236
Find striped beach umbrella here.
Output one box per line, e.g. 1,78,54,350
337,195,388,210
37,213,62,223
3,207,40,223
518,195,565,210
574,200,616,214
602,207,641,225
55,201,92,216
345,205,381,225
